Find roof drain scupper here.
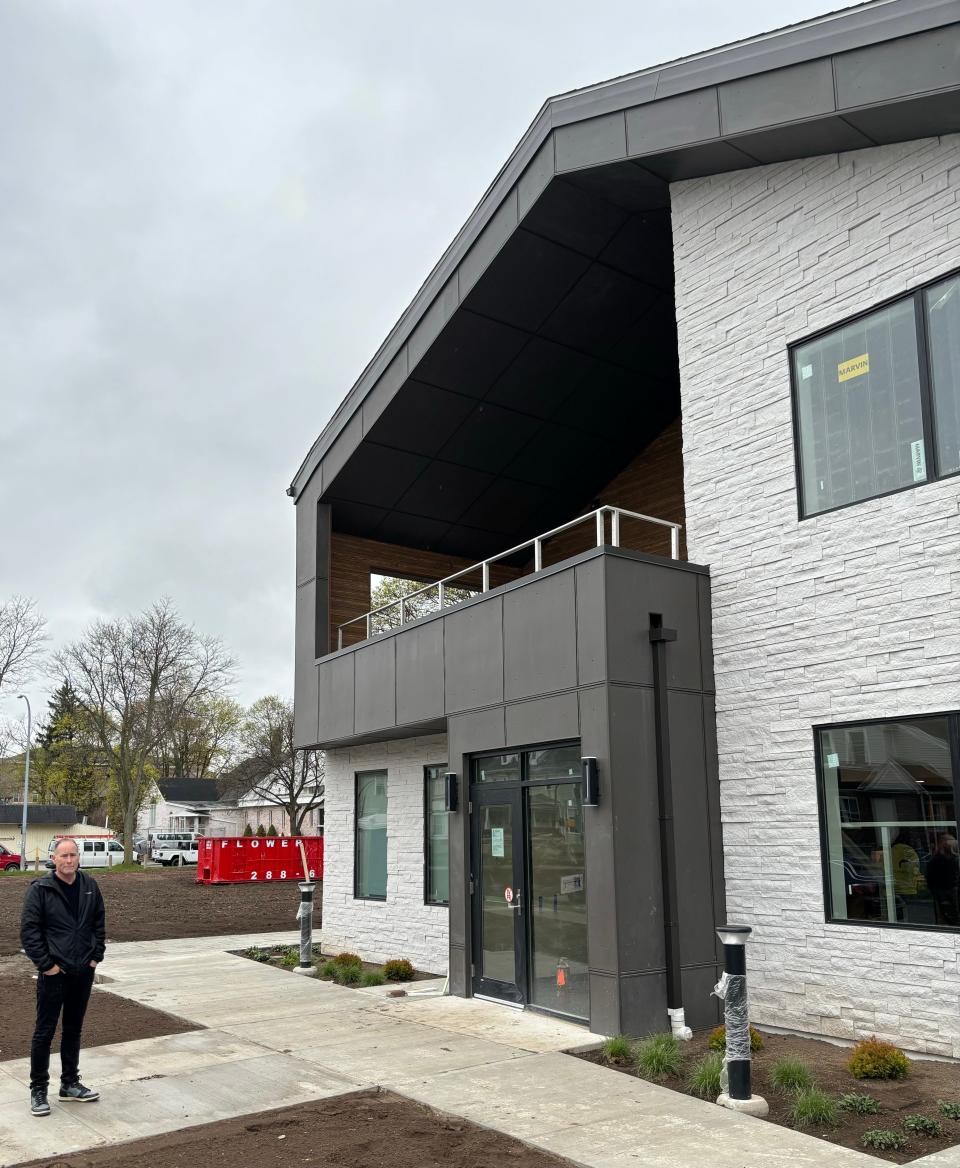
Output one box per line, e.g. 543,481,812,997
649,613,692,1042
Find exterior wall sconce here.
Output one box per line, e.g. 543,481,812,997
581,757,599,806
444,772,459,813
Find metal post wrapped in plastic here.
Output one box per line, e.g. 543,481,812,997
713,925,768,1116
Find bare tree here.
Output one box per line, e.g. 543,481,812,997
0,596,47,694
154,696,244,779
56,600,235,862
222,696,324,835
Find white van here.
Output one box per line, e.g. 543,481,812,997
46,837,126,868
152,838,198,867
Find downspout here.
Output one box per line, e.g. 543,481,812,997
649,614,692,1041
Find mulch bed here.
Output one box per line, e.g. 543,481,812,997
0,867,320,956
0,954,198,1063
12,1088,575,1168
578,1029,960,1164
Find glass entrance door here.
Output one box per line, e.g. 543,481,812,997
471,786,525,1004
470,745,589,1021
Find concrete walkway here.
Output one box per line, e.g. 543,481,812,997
0,931,948,1168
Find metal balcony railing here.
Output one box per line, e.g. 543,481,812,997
337,504,683,650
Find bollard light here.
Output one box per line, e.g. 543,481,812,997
713,923,768,1116
294,881,317,975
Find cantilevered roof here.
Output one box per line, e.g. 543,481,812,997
289,0,960,558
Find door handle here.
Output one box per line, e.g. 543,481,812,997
510,890,523,911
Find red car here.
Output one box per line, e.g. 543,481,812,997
0,844,22,871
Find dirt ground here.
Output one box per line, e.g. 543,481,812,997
0,954,198,1063
0,867,318,956
580,1030,960,1164
13,1089,574,1168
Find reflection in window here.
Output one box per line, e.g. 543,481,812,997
527,745,581,783
794,299,924,516
819,717,959,929
926,276,960,476
476,754,521,783
356,771,388,899
425,765,449,905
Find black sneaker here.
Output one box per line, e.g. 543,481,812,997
59,1081,99,1102
30,1089,50,1116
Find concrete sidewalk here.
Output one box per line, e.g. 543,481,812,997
1,931,947,1168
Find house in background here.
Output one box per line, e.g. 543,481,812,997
289,0,960,1049
0,804,89,864
137,775,325,838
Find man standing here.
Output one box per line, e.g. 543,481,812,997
20,837,105,1116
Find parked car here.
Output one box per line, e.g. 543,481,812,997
45,836,126,869
152,839,198,867
0,844,22,871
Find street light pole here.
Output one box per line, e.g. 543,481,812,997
17,694,32,867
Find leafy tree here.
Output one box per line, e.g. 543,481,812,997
256,823,267,837
56,600,235,862
31,681,106,816
369,574,475,635
153,696,243,779
221,695,324,836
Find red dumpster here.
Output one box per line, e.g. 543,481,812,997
195,836,323,885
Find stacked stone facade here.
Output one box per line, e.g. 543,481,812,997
321,733,449,973
672,134,960,1056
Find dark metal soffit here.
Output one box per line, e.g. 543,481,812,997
288,0,960,502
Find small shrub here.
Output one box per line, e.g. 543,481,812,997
771,1058,814,1094
318,960,337,979
938,1100,960,1120
242,824,254,837
848,1037,910,1080
332,962,362,986
688,1051,724,1099
332,952,363,968
246,947,264,963
360,971,386,987
708,1024,764,1053
635,1033,684,1081
255,824,267,837
266,824,278,837
278,947,299,969
862,1130,907,1151
601,1035,634,1065
383,958,416,982
838,1092,880,1115
903,1114,943,1137
790,1087,838,1129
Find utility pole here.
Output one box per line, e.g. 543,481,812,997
17,694,32,866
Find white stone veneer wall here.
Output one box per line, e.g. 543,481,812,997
321,734,449,974
672,134,960,1057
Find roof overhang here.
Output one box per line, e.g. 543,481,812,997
289,0,960,557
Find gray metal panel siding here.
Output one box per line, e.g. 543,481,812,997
294,580,319,749
834,24,960,109
447,705,507,754
395,621,445,726
626,88,720,156
443,598,505,713
681,965,723,1031
295,488,318,586
458,189,519,298
608,684,664,975
575,558,606,686
316,654,356,742
727,116,875,165
361,348,408,436
353,638,397,733
320,410,362,489
719,59,836,133
697,574,715,695
517,136,556,220
502,571,578,700
503,691,579,746
407,276,460,373
554,112,627,172
578,684,617,976
604,556,702,689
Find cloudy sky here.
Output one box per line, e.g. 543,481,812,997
0,0,844,720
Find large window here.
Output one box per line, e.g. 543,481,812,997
424,765,449,906
355,771,388,900
817,715,959,930
792,269,960,517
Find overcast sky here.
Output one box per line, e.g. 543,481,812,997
0,0,847,723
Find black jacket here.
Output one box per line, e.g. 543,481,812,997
20,871,106,975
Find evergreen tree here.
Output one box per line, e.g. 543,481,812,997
32,681,105,816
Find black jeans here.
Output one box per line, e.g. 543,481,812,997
30,966,95,1091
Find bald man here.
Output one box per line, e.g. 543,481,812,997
20,838,106,1116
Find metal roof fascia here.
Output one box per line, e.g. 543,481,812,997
287,0,960,502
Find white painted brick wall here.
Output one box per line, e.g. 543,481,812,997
321,734,449,974
672,134,960,1057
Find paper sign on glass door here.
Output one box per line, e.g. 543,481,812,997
491,827,504,858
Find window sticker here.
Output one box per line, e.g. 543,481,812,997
826,752,839,769
560,873,584,895
911,440,927,482
838,353,870,382
800,364,813,380
491,827,504,858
